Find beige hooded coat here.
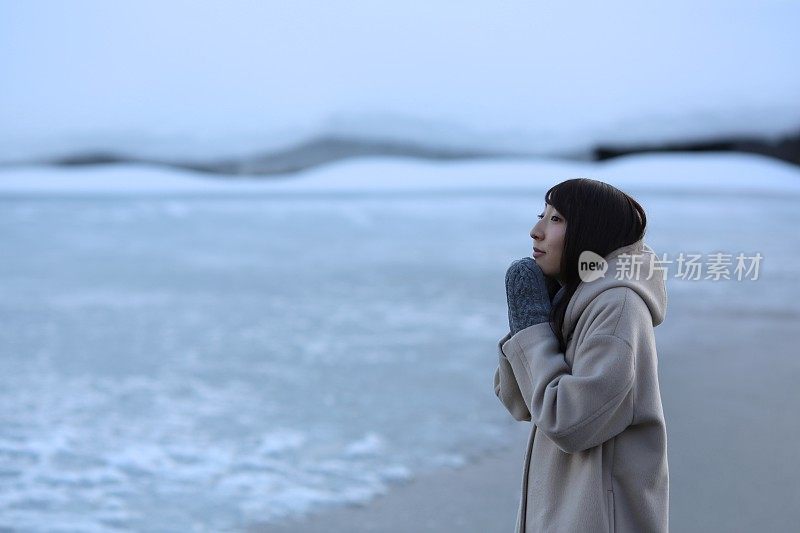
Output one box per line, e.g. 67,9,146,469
494,238,669,532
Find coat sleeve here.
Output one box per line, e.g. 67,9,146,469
500,297,637,454
493,331,532,421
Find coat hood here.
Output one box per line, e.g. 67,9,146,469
556,238,668,339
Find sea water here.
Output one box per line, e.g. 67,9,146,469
0,188,797,531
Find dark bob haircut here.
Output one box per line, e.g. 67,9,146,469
544,178,647,351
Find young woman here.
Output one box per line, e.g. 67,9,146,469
493,178,669,532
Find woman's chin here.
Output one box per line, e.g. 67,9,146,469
534,258,549,273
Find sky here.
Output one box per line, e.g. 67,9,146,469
1,0,798,163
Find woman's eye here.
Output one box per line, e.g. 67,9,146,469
551,216,560,222
537,214,544,219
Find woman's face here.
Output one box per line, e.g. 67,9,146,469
530,203,566,281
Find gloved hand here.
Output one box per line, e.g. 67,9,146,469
505,257,554,335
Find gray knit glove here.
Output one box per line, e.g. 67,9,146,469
505,257,554,335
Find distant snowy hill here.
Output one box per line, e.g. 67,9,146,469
1,152,798,196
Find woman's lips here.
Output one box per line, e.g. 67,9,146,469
533,248,546,258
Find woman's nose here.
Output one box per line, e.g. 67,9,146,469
530,224,541,241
